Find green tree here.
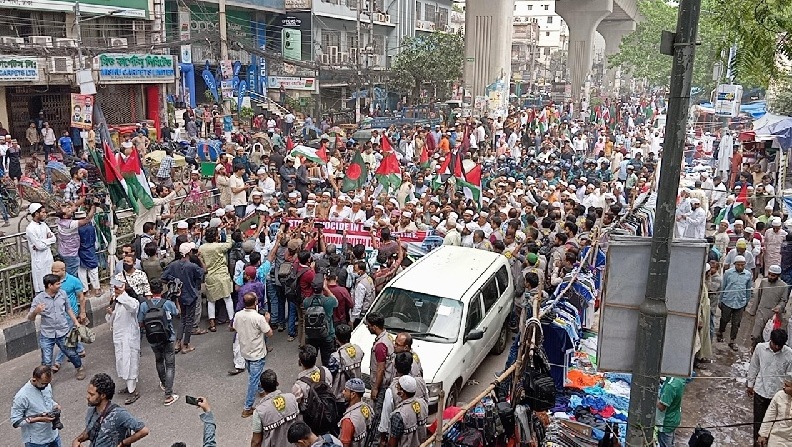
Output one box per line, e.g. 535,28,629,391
710,0,792,86
608,0,729,90
768,75,792,115
389,32,464,100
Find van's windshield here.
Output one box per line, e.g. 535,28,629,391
371,288,463,343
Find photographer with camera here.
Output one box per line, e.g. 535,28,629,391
11,365,63,447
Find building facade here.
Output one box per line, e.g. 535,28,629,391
513,0,567,85
0,0,168,146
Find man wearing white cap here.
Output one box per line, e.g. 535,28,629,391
442,218,461,246
682,198,706,239
386,375,428,447
765,218,787,272
748,264,790,349
396,211,417,233
26,203,57,293
718,254,753,350
674,189,691,239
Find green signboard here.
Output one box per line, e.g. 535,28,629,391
8,0,149,19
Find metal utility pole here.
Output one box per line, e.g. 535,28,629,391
356,1,362,124
218,0,231,115
74,1,84,69
626,0,702,443
368,0,375,114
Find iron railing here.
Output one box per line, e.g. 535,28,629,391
0,190,219,318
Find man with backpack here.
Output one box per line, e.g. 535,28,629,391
287,421,342,447
280,250,315,344
304,276,338,367
328,323,365,417
292,345,337,436
137,279,180,406
235,292,274,418
161,242,204,354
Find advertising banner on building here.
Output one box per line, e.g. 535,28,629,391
285,0,312,9
97,54,176,83
178,9,192,64
714,84,743,117
0,0,148,18
267,76,316,91
70,94,94,130
0,57,39,81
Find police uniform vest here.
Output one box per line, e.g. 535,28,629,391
393,396,428,447
340,400,373,447
370,331,395,390
388,350,423,380
389,375,428,407
332,343,365,401
255,390,300,447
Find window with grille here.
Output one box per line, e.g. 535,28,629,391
415,1,421,20
437,8,448,28
424,4,436,23
547,16,553,23
321,31,342,50
347,34,359,52
347,0,358,9
373,35,385,55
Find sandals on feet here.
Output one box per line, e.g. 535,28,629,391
182,346,196,354
164,394,179,406
124,392,140,405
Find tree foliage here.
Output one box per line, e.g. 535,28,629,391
768,75,792,116
388,32,464,99
711,0,792,86
608,0,730,90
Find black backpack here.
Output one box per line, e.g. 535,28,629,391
163,278,183,302
227,243,246,276
518,350,556,412
299,369,338,435
305,295,329,340
688,426,714,447
279,263,308,303
142,299,169,344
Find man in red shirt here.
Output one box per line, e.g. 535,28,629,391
291,251,315,345
327,270,352,326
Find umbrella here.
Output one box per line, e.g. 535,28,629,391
144,150,186,168
329,126,344,135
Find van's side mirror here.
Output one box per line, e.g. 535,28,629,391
465,328,484,342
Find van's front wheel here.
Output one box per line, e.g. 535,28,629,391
490,322,510,355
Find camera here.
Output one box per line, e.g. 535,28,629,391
34,409,63,431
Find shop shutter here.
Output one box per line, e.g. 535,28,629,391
6,85,71,153
96,84,144,125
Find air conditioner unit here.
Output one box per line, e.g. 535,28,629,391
110,37,128,48
340,52,349,64
428,22,435,30
384,14,390,23
328,45,339,64
28,36,52,47
320,54,330,64
49,56,73,74
376,13,385,22
0,36,23,46
75,56,91,70
54,38,77,48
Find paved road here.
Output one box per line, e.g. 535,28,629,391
0,319,510,446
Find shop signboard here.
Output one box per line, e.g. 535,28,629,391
714,83,742,117
0,0,148,18
96,54,176,84
267,76,316,91
0,57,39,81
285,0,312,9
70,94,94,130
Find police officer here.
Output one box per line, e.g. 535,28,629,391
378,352,428,444
338,379,372,447
329,324,365,417
251,369,300,447
387,376,428,447
366,312,395,430
391,333,422,378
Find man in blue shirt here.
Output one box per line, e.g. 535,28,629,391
11,365,61,447
51,261,87,370
161,242,204,354
718,255,754,351
57,131,73,157
137,278,180,406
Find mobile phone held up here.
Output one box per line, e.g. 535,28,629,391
185,395,203,406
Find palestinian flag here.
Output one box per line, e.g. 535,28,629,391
97,131,131,211
342,150,368,193
458,163,482,204
419,144,430,168
375,150,401,191
714,186,748,225
291,145,326,165
438,150,463,178
380,134,394,152
316,142,329,163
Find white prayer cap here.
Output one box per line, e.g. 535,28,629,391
733,255,747,263
769,265,782,274
733,220,744,226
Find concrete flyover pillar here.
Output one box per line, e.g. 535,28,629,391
463,0,514,100
555,0,613,107
598,20,636,94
